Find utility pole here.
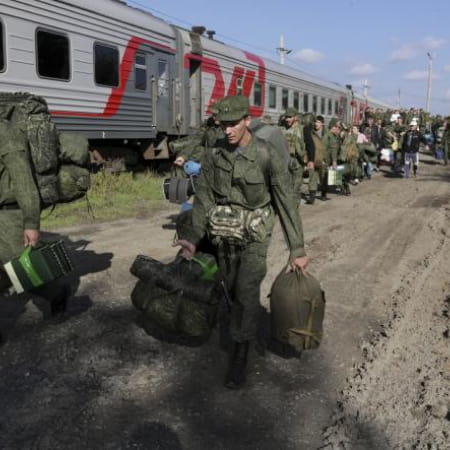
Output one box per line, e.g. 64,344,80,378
397,88,401,109
362,79,370,106
426,52,433,113
277,34,291,65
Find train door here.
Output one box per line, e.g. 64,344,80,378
149,52,174,132
189,58,202,128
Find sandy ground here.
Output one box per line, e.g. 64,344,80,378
1,152,449,450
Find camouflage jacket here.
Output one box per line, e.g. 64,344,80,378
183,136,306,259
0,123,41,229
322,130,341,165
281,123,306,163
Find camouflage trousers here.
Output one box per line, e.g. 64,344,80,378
288,157,304,205
217,239,269,343
307,162,327,192
0,210,26,265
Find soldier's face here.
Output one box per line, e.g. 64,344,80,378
285,116,297,128
221,116,251,145
314,120,323,130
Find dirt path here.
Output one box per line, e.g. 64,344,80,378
1,153,449,449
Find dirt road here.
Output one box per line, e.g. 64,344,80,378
1,153,449,449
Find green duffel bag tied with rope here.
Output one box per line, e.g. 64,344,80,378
3,240,74,294
270,267,325,352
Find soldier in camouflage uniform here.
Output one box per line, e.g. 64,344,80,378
0,121,69,344
280,107,306,205
322,118,342,196
174,95,308,389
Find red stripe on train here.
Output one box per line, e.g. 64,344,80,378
51,36,175,118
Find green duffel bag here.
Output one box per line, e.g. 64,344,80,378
131,280,181,334
130,252,220,340
270,267,325,352
57,164,91,203
58,132,90,166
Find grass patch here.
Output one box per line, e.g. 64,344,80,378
42,170,168,229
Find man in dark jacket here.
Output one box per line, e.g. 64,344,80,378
402,121,423,178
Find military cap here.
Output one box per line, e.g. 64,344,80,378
328,117,340,128
284,107,298,118
213,95,249,121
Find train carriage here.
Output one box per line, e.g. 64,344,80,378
0,0,392,165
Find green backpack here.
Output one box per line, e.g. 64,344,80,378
270,267,325,352
0,91,90,207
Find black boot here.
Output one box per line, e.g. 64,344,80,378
224,341,249,389
306,191,316,205
343,183,351,196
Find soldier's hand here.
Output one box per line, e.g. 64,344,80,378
174,156,185,167
172,239,196,260
23,229,40,247
289,256,309,276
307,161,315,170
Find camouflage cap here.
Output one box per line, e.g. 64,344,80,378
284,107,298,118
328,117,340,129
213,95,249,121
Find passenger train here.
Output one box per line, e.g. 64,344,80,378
0,0,391,164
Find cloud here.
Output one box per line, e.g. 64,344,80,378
444,65,450,72
403,70,428,80
402,70,440,81
349,63,377,75
293,48,324,63
422,37,447,50
390,36,447,62
390,45,417,62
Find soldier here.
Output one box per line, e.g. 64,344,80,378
0,121,70,344
313,115,329,200
174,95,308,389
302,112,320,204
402,121,424,178
322,118,342,196
280,107,307,205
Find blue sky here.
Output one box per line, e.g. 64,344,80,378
128,0,450,116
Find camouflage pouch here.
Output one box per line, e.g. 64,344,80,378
245,205,274,243
207,205,246,244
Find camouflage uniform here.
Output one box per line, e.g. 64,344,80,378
0,120,68,334
182,99,306,345
281,108,305,204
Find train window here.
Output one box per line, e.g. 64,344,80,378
36,30,70,81
0,21,4,72
135,52,146,90
282,88,289,110
268,85,277,109
312,95,318,114
253,82,262,107
328,98,332,115
335,100,339,115
158,59,169,97
293,91,299,110
236,77,243,95
94,43,119,87
320,97,326,114
303,94,309,112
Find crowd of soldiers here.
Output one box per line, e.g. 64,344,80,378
173,103,450,210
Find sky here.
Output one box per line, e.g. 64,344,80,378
127,0,450,116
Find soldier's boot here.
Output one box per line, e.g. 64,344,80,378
413,165,418,177
31,281,71,319
343,182,351,196
0,269,12,293
224,341,249,389
306,191,316,205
